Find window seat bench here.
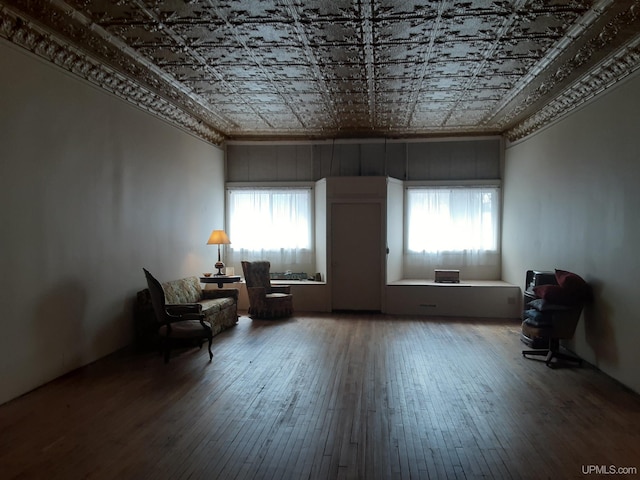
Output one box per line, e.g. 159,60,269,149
212,278,519,317
385,279,520,318
211,279,331,313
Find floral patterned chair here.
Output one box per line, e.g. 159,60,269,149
241,261,293,319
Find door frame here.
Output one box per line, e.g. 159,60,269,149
327,197,387,312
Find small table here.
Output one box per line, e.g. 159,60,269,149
200,275,241,288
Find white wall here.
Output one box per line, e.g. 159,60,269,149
386,177,404,283
315,178,328,281
0,41,225,404
502,70,640,393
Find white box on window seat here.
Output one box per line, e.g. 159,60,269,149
434,269,460,283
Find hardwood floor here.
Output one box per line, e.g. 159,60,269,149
1,313,640,480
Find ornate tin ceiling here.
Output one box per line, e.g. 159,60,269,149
1,0,640,144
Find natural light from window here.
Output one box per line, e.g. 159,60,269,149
227,187,312,252
406,187,499,253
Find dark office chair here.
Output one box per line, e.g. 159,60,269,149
521,269,590,367
143,268,213,363
522,305,584,366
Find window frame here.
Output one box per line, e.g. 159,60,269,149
403,180,502,256
225,182,316,263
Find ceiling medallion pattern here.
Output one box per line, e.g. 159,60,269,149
2,0,640,144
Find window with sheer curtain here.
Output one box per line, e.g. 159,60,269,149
227,188,313,269
404,186,500,276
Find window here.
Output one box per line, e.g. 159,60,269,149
227,187,313,269
404,186,500,277
406,187,499,253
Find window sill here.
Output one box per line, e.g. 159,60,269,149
387,279,515,287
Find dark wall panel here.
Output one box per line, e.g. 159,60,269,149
227,138,501,182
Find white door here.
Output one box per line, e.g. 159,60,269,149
331,202,383,311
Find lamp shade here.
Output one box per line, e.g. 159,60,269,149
207,229,231,245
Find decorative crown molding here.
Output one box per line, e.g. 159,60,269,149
506,36,640,141
0,5,225,145
505,0,640,141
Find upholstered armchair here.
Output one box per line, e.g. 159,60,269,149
144,268,213,363
241,261,293,319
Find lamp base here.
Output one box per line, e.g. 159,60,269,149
214,261,225,276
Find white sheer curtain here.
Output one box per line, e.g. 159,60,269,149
404,187,500,278
227,188,313,270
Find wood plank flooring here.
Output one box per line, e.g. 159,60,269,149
1,313,640,479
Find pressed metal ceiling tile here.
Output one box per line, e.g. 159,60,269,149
410,111,451,123
232,23,299,44
446,109,493,125
2,0,639,142
304,20,360,43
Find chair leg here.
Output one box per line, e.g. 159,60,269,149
522,337,557,362
522,349,548,357
161,337,171,364
547,350,583,367
522,337,553,358
545,338,581,367
522,338,581,367
522,348,549,361
207,335,213,361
